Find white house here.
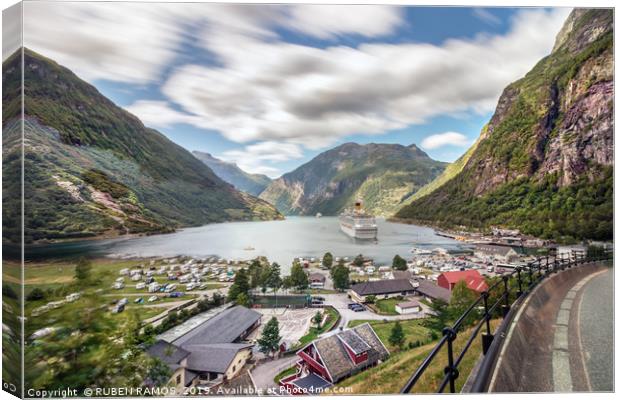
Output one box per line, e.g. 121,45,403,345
65,292,81,302
395,300,422,315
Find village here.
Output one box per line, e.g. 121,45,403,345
21,224,604,395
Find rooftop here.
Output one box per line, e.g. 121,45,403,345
350,279,414,296
173,305,261,346
415,280,451,302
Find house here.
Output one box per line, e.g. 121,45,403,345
437,270,488,293
395,300,421,315
308,273,326,289
279,323,389,393
415,280,451,303
474,244,519,263
147,306,261,391
348,279,415,303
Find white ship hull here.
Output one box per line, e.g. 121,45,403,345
339,217,378,240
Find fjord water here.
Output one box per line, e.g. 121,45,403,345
25,217,461,269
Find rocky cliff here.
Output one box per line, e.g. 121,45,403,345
395,9,613,241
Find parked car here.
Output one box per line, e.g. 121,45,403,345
169,292,184,298
352,305,365,312
134,297,144,304
147,296,159,303
312,296,326,302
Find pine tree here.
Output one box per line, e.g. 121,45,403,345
290,261,308,290
392,254,407,271
312,311,323,330
258,317,282,358
322,252,333,269
389,321,406,350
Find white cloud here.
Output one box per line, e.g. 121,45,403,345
472,8,502,26
152,8,569,149
421,132,471,150
284,5,404,39
219,141,304,178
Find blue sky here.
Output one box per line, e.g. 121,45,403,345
18,3,570,177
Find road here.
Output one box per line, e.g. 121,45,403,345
322,293,428,328
576,268,613,391
250,355,297,392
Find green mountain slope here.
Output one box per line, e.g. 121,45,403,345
193,151,271,196
401,129,484,205
259,142,446,216
2,49,282,244
395,9,613,242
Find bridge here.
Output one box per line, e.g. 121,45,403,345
401,250,613,393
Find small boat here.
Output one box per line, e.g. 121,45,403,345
243,246,255,251
316,212,322,218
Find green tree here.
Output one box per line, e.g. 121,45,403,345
331,264,350,291
265,263,282,293
258,317,282,358
423,298,450,332
74,258,92,284
364,295,376,304
388,321,406,349
235,292,251,307
312,311,323,329
290,261,309,290
448,281,478,327
145,357,171,388
322,252,334,269
353,254,365,267
392,254,407,271
248,259,266,288
227,268,250,303
282,275,294,293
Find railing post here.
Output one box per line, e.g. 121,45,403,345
528,261,533,286
516,267,523,297
481,291,493,354
442,327,458,393
501,275,510,317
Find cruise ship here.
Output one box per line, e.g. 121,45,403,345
339,200,378,240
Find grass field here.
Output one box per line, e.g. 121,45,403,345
273,365,298,384
372,298,402,315
348,319,430,352
338,319,500,393
295,306,340,349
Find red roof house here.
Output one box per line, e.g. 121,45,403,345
437,270,488,293
279,323,389,394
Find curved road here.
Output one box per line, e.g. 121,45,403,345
577,268,613,391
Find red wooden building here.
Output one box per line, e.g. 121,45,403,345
437,270,488,293
279,323,389,394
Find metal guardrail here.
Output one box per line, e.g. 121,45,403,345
400,249,613,394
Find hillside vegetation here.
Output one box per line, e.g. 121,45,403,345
2,49,281,244
260,142,446,216
395,10,613,242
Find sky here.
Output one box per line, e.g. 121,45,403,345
5,3,571,178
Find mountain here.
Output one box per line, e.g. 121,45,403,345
192,151,271,196
259,142,447,216
395,9,613,242
2,49,282,244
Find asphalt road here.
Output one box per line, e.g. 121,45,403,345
578,268,613,391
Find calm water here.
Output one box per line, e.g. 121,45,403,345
24,217,462,269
